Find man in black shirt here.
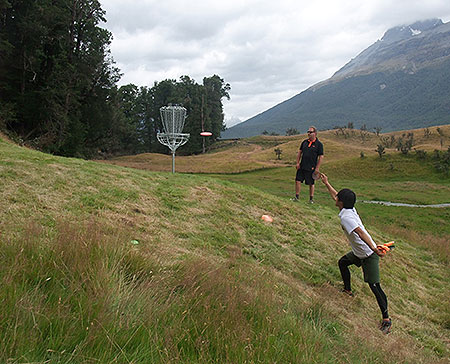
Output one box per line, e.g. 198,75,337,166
293,126,324,203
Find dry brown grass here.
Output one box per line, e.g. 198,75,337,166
98,125,450,174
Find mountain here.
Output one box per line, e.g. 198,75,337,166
222,19,450,138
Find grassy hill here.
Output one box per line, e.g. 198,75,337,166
104,125,450,174
1,133,449,363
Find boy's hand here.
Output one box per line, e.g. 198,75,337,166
375,246,387,257
320,173,329,184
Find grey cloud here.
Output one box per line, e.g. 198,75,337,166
100,0,450,125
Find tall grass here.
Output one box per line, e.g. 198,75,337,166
1,218,390,364
1,137,449,363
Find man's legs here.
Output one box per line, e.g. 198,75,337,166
338,254,354,292
309,184,315,201
295,180,301,199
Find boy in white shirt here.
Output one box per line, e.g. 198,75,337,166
321,173,392,334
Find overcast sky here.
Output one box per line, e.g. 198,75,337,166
99,0,450,127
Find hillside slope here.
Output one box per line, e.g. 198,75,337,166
0,137,449,363
222,19,450,138
105,125,450,174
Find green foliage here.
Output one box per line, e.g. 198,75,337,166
0,2,230,158
274,147,282,160
333,125,352,138
380,135,397,148
0,0,123,157
375,144,385,158
115,75,230,156
396,132,414,154
285,127,299,136
373,126,382,136
415,149,427,160
432,147,450,176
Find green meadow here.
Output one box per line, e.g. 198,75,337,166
208,153,450,254
1,129,449,364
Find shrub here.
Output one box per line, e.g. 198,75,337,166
285,128,299,136
274,147,282,160
375,144,385,159
415,149,427,160
396,133,414,155
434,147,450,176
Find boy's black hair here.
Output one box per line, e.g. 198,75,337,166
337,188,356,209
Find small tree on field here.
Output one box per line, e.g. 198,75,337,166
414,149,427,160
374,126,382,136
375,144,385,159
424,127,431,138
285,128,299,136
380,136,390,148
434,147,450,176
274,148,282,160
437,127,445,149
389,135,396,148
396,133,414,155
360,124,370,142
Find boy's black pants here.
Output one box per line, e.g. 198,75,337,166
338,254,389,319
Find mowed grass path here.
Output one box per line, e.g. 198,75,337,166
1,134,449,363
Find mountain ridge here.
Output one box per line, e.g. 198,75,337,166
222,19,450,138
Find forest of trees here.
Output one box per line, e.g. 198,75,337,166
0,0,230,158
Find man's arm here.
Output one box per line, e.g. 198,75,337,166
320,173,337,201
315,154,324,172
353,227,385,257
296,149,302,170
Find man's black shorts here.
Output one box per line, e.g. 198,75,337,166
295,169,314,185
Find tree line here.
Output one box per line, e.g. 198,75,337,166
0,0,230,158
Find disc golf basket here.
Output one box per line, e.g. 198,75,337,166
157,105,190,173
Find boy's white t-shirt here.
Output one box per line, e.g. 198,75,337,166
339,207,374,259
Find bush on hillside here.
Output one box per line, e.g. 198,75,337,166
396,133,414,154
433,147,450,176
375,144,386,159
414,149,427,160
274,148,282,160
285,128,299,136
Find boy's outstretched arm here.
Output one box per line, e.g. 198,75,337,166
320,173,338,201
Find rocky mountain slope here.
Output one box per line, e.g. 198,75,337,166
222,19,450,138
